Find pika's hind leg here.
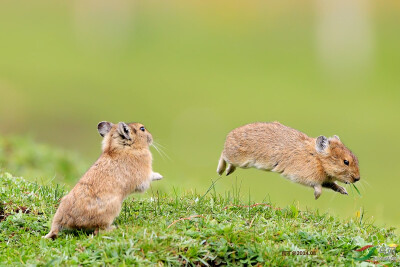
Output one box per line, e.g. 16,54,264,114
43,223,61,239
43,209,64,239
217,154,227,175
314,184,322,200
226,164,236,176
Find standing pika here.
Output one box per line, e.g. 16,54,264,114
217,122,360,199
44,121,163,239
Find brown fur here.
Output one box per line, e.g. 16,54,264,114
44,121,163,239
217,122,360,199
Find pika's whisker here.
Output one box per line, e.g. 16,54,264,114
358,181,367,192
152,144,164,158
361,179,371,188
153,141,171,160
153,141,167,149
152,143,171,161
153,142,170,158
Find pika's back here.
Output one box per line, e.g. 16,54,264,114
225,122,311,154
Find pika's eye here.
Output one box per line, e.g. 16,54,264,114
344,160,349,166
140,126,145,132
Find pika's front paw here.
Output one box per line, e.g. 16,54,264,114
151,172,163,181
337,186,348,195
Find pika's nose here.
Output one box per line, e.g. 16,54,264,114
354,177,360,182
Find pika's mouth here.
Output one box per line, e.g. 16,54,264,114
147,136,153,145
342,175,360,184
341,178,353,184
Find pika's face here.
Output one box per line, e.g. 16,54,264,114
97,121,153,151
316,136,360,184
127,122,153,146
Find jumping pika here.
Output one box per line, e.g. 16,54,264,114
44,121,163,239
217,122,360,199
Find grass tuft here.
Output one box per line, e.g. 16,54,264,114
352,183,362,196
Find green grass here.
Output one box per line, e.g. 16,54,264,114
1,172,399,266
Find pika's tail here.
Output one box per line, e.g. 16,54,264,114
217,153,236,176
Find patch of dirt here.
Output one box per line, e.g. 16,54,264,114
15,206,30,214
0,203,9,222
0,203,30,222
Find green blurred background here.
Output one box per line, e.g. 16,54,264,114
0,1,399,230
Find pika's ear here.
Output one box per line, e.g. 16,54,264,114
97,121,113,137
316,136,329,153
117,122,132,140
333,135,340,141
